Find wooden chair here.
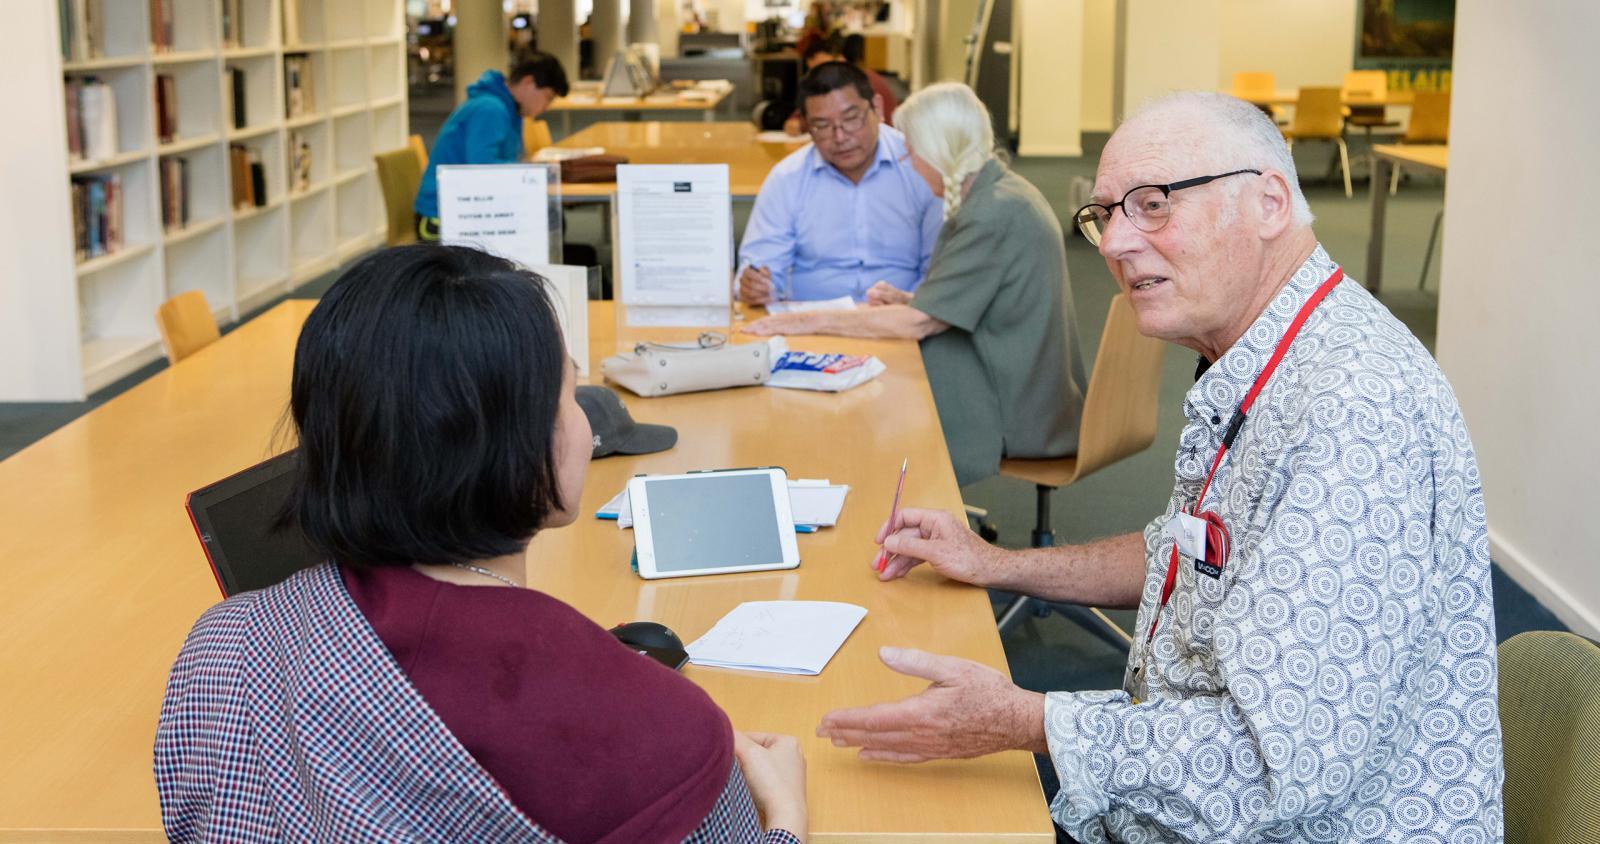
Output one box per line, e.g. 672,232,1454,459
373,147,423,246
1342,70,1401,151
155,291,221,364
992,294,1166,648
1498,631,1600,844
408,133,428,172
1231,71,1284,121
1389,91,1450,193
1283,86,1352,198
523,118,553,159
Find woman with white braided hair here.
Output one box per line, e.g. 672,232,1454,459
743,82,1087,486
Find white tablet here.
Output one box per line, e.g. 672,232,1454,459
629,468,801,580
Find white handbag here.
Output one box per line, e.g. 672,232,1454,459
601,333,771,398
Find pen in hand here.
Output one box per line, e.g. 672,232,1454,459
875,458,909,573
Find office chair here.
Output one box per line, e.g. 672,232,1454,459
1499,630,1600,844
988,293,1165,650
155,290,221,364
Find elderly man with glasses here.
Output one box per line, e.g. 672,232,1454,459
736,62,942,304
817,92,1504,843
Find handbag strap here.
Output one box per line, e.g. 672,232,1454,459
633,332,728,355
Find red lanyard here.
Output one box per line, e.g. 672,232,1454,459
1144,267,1344,646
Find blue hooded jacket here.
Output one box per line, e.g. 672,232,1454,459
414,70,523,218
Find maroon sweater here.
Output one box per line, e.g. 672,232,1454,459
340,564,734,843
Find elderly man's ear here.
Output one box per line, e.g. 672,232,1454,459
1254,170,1296,239
872,93,885,119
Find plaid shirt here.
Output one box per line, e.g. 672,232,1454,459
155,563,801,843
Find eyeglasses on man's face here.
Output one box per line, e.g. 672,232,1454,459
806,106,871,141
1073,169,1261,246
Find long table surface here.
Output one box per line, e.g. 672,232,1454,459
0,300,1052,841
1226,87,1418,107
553,121,808,198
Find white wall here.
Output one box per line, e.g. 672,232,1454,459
1,0,81,400
1216,0,1354,91
1121,0,1219,116
1016,0,1082,156
1435,0,1600,638
1080,0,1115,132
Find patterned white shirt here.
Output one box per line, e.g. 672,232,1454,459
1044,246,1504,843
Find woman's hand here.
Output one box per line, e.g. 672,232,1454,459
735,731,808,840
740,312,820,337
864,282,913,307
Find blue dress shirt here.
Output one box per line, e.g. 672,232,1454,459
738,125,943,302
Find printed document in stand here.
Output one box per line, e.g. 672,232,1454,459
616,164,732,326
687,601,867,675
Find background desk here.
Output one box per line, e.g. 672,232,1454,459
546,88,733,134
0,300,1053,841
554,121,807,201
1226,88,1417,108
1367,144,1449,291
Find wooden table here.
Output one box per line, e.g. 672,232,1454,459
0,300,1053,841
1366,144,1449,292
546,87,732,134
1226,88,1417,107
554,121,808,200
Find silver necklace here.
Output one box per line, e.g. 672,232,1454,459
449,562,521,588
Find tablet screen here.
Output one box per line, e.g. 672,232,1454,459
643,474,784,572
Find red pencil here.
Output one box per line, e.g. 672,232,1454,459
876,458,908,573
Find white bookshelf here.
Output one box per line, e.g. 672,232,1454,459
4,0,408,400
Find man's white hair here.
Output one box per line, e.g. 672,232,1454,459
1121,91,1314,226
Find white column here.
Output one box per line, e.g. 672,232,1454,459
592,0,625,72
453,0,507,104
1016,0,1082,156
628,0,658,43
539,0,580,82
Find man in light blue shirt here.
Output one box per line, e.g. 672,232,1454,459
737,63,943,303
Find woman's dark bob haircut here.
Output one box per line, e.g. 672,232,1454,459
280,243,568,568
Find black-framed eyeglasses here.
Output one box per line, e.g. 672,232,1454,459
1073,169,1261,246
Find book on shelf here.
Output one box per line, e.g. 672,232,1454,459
221,0,243,48
59,0,104,63
160,156,191,231
289,130,312,192
154,73,178,144
149,0,175,52
284,54,315,118
282,0,301,47
64,77,118,162
70,172,124,261
230,144,267,209
226,66,247,129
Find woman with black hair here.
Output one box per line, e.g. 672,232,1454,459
154,244,807,842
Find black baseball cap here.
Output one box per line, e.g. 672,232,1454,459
575,386,678,458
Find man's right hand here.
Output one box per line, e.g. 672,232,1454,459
738,265,776,304
874,507,1008,586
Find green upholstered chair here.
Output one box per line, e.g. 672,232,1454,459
1498,630,1600,843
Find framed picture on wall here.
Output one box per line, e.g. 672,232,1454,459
1356,0,1454,63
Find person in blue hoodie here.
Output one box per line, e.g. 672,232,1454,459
415,53,570,240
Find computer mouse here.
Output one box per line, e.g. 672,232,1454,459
609,621,685,652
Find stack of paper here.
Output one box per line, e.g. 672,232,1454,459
764,295,856,315
687,601,867,675
596,480,849,529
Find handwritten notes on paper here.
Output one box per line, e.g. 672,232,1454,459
687,601,867,675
